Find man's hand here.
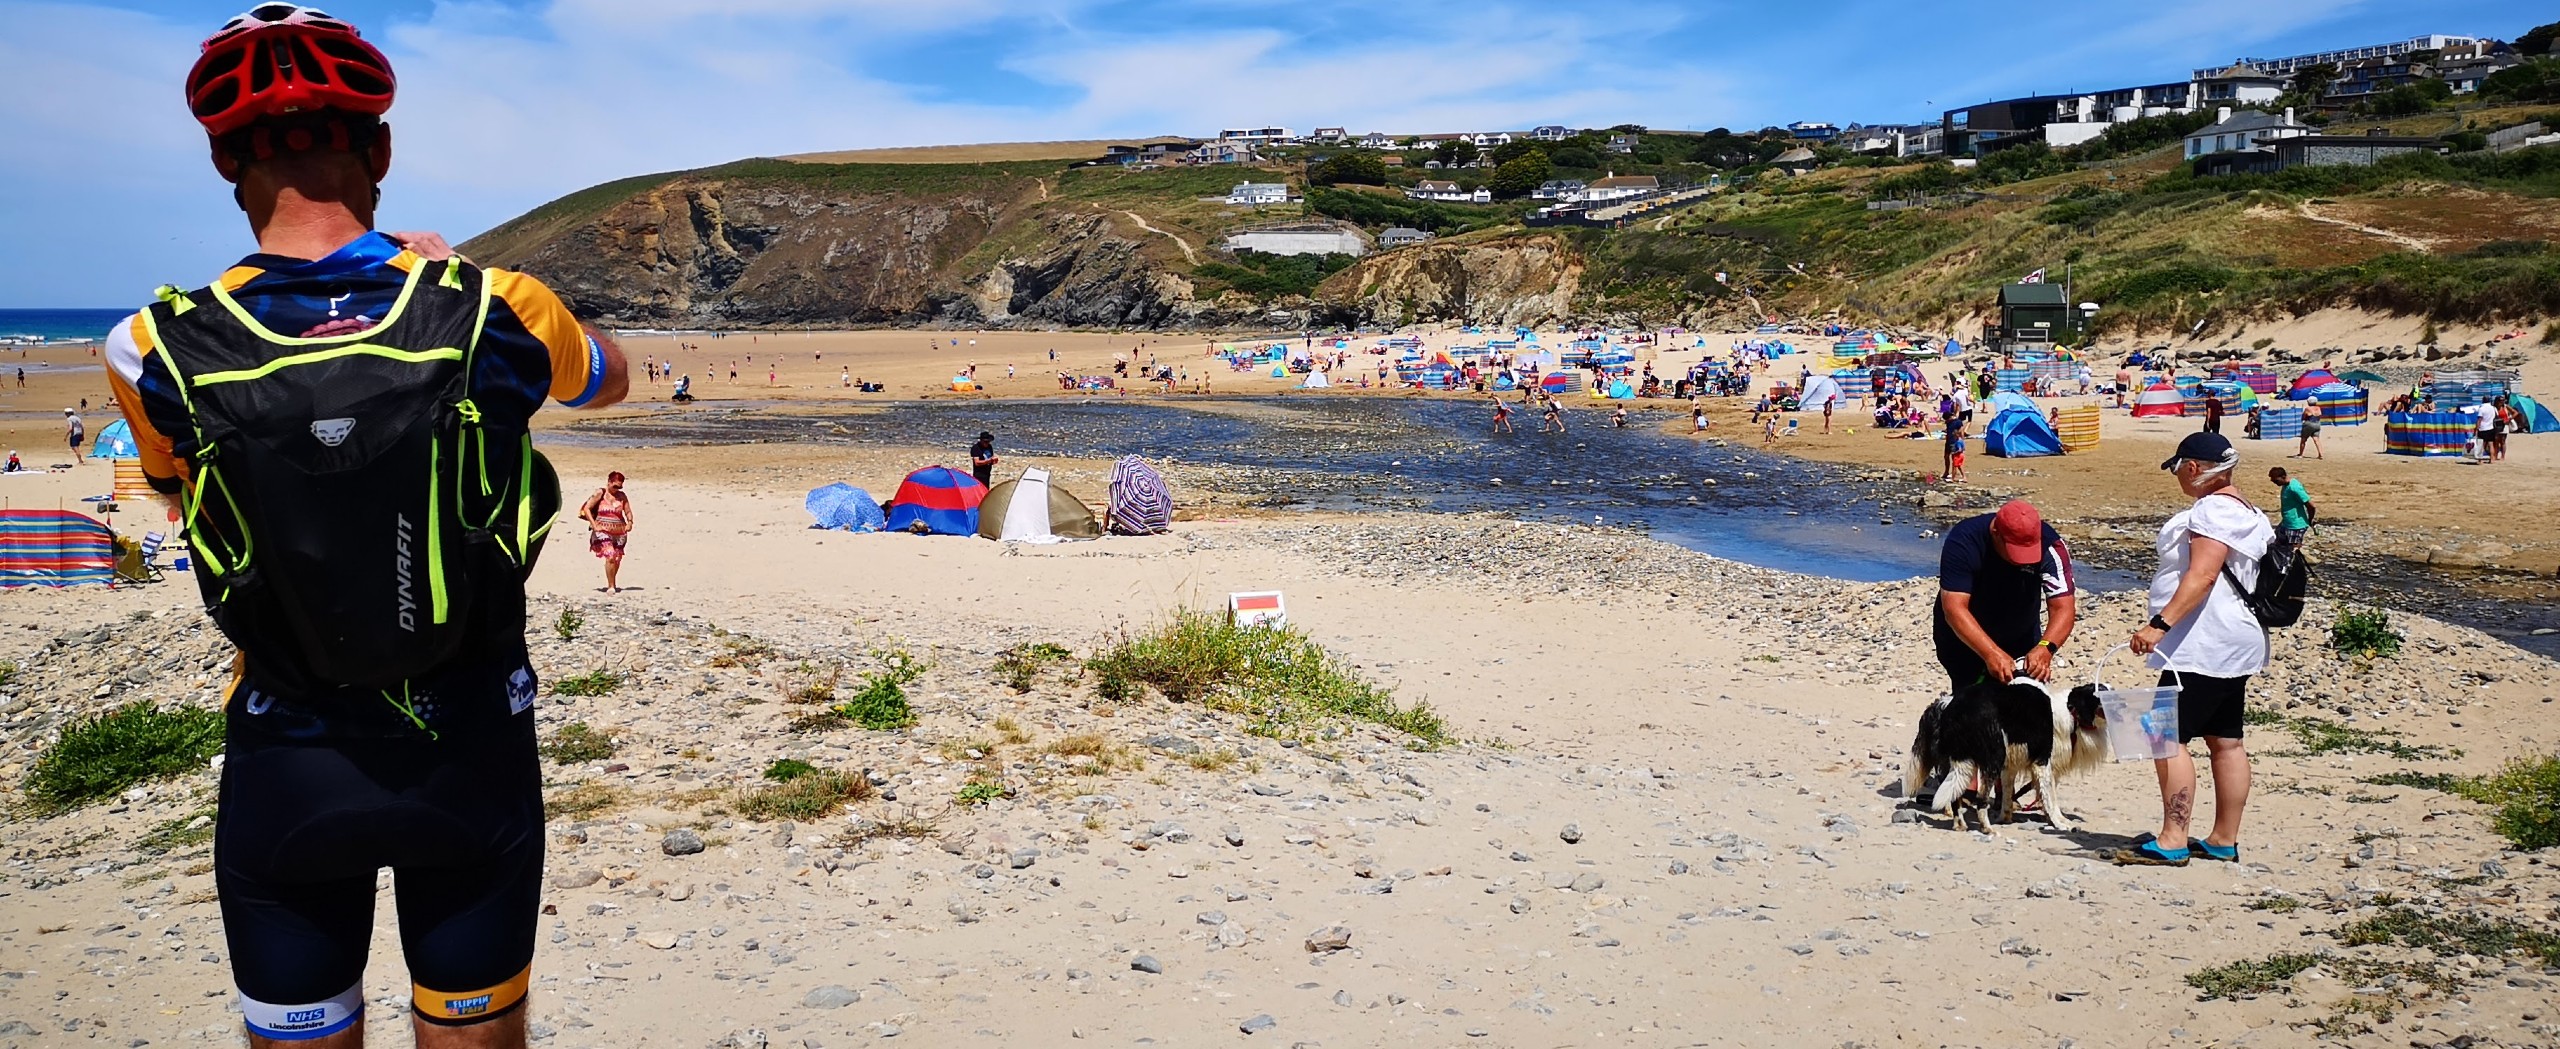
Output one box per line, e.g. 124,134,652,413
2022,645,2054,682
386,231,458,261
1980,654,2015,685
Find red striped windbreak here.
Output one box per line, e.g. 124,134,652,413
0,509,117,587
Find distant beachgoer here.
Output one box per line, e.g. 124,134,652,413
1007,364,1016,380
1692,406,1708,433
2270,467,2314,554
65,409,84,464
2489,395,2513,463
2202,395,2223,434
1611,406,1628,429
1761,415,1780,447
767,366,776,386
580,471,633,594
729,364,738,382
1491,397,1513,434
2293,407,2323,459
840,368,851,387
1540,400,1564,433
1944,418,1966,482
971,431,998,487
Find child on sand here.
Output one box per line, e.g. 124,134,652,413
1491,397,1514,434
1944,419,1968,483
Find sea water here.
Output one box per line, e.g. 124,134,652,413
0,308,133,343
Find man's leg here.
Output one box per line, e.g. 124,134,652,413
219,738,384,1049
395,718,544,1049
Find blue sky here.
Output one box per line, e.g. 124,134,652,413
0,0,2541,306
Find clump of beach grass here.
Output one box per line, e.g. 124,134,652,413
736,764,874,822
1086,609,1446,746
25,702,224,814
539,721,619,764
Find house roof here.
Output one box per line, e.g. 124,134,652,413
2191,109,2304,139
1415,180,1461,191
1381,226,1430,238
2200,62,2281,81
2001,283,2067,305
1586,175,1658,189
1232,182,1289,191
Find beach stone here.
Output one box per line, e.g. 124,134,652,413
801,985,860,1009
1333,990,1354,1007
1509,897,1531,914
1131,955,1163,974
1559,823,1582,844
1569,872,1605,893
1223,824,1245,847
1144,735,1199,755
1240,1014,1276,1035
662,829,706,857
1304,926,1353,953
548,868,602,890
1009,849,1039,870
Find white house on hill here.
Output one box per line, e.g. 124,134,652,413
2184,107,2308,159
1406,180,1491,203
1571,173,1657,203
1227,182,1291,205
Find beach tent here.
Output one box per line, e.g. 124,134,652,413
2310,383,2369,426
977,467,1100,543
2131,381,2187,418
2513,394,2560,434
0,508,117,587
804,483,886,532
950,376,980,393
1605,380,1635,399
2208,364,2280,396
2385,412,2471,457
1540,372,1584,394
1108,456,1173,535
1299,369,1330,389
883,466,985,536
2051,404,2102,452
1982,407,2064,457
2286,370,2339,399
1799,375,1845,411
91,419,138,460
1983,391,2037,417
2255,406,2303,441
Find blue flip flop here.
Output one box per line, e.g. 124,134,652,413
2188,839,2240,862
2111,834,2191,867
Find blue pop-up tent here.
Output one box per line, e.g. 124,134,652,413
804,483,885,532
1982,407,2063,457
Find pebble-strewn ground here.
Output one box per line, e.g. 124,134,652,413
4,515,2557,1048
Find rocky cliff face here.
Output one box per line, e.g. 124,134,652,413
1313,234,1584,328
465,171,1253,330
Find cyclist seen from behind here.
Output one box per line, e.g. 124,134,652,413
106,6,627,1046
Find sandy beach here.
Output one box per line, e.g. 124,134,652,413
4,310,2559,1047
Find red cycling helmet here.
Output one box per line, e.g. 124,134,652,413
186,4,395,136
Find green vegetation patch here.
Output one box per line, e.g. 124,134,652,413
2337,906,2560,967
2366,757,2560,850
2262,713,2453,761
136,805,219,855
2186,952,2319,1000
1192,251,1358,299
2331,606,2405,659
26,703,224,813
550,669,625,698
1306,186,1522,234
828,648,925,731
554,608,585,642
993,642,1075,693
539,722,619,765
1086,608,1447,745
735,766,873,822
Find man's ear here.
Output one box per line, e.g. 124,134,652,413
366,122,394,184
211,139,243,184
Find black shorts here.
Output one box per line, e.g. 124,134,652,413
216,714,542,1038
2165,670,2249,742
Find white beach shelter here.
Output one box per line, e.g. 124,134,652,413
1799,374,1845,409
1299,369,1331,389
998,467,1064,544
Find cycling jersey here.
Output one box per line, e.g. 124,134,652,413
106,231,605,739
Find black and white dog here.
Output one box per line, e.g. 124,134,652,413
1902,678,2111,832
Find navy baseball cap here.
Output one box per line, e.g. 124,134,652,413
2161,431,2234,470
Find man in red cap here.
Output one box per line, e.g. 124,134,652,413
1932,499,2079,690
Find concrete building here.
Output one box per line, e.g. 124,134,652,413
1571,174,1658,203
1221,224,1367,257
2196,35,2481,80
1378,227,1434,249
2273,133,2436,169
1217,126,1293,144
1227,182,1291,205
2194,64,2285,105
1788,121,1840,141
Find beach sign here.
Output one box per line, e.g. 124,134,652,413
1229,591,1287,629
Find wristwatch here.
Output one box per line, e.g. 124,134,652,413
2147,614,2173,632
2035,639,2058,651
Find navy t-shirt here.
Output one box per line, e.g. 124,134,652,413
1931,513,2074,672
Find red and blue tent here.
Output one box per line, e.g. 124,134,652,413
0,508,117,587
884,466,986,536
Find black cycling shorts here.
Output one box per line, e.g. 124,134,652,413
215,714,542,1039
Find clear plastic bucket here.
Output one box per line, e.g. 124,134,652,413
2093,645,2184,761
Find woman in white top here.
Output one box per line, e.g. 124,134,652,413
2116,431,2274,867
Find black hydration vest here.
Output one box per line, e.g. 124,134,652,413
143,258,560,706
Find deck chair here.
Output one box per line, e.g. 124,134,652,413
111,531,165,584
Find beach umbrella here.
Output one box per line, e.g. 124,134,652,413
2337,369,2390,385
1108,456,1173,534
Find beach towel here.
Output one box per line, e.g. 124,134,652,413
1107,456,1172,535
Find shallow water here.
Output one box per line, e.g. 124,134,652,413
569,396,1953,582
